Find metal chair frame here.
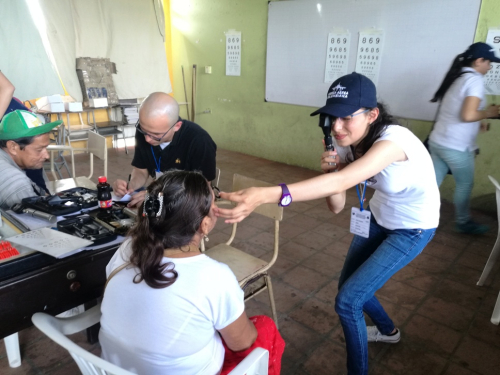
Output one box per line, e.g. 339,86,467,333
202,174,283,328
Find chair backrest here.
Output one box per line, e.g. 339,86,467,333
87,131,108,178
32,305,134,375
33,305,268,375
233,174,283,221
87,131,107,161
214,167,221,188
221,174,283,273
228,348,269,375
488,175,500,225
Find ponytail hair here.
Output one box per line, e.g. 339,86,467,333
128,170,212,289
347,102,399,162
430,52,474,103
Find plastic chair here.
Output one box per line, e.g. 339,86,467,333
46,131,107,194
229,347,269,375
32,304,269,374
203,174,283,328
214,167,221,187
32,305,134,375
3,333,21,368
476,175,500,325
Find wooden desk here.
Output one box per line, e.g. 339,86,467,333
0,242,118,339
0,209,119,340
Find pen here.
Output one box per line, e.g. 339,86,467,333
130,187,146,196
127,174,131,190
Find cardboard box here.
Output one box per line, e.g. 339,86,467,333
36,95,63,112
47,103,65,112
89,98,108,108
64,102,83,112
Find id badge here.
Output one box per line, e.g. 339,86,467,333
350,207,371,238
155,170,164,179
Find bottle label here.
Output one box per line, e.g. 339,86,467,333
99,200,112,208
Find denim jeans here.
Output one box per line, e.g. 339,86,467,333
428,140,475,225
335,212,436,375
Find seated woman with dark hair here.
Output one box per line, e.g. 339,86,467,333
99,170,284,375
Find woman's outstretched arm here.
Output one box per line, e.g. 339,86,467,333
218,140,406,223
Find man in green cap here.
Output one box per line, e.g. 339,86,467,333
0,110,62,209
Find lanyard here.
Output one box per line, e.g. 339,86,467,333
151,146,162,172
355,180,367,211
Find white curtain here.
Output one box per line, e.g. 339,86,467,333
0,0,64,100
39,0,171,101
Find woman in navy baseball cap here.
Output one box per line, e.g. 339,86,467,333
218,71,441,374
428,42,500,235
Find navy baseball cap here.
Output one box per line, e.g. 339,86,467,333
310,72,377,118
465,42,500,63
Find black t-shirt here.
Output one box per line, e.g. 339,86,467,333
132,119,217,181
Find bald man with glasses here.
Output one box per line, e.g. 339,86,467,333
112,92,217,207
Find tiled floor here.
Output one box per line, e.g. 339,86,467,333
1,147,500,375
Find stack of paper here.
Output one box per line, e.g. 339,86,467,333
123,106,139,124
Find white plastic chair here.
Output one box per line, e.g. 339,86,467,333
32,305,134,375
476,175,500,325
229,347,269,375
32,304,269,374
3,333,21,368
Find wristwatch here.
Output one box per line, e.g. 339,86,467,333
278,184,292,207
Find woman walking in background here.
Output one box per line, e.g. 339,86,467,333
428,42,500,234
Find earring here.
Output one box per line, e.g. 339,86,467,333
204,234,209,242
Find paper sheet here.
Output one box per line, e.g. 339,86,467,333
112,192,131,202
484,29,500,95
355,29,385,85
6,210,64,231
324,31,351,83
8,228,94,259
226,30,241,76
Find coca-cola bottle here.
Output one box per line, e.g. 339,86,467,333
97,176,112,212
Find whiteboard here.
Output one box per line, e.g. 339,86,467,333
266,0,482,121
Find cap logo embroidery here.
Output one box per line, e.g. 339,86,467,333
175,158,181,164
328,83,348,99
21,112,42,128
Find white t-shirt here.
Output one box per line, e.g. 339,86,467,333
337,125,440,230
99,240,245,375
429,67,485,152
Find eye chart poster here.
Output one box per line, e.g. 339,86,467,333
484,29,500,95
226,30,241,76
324,31,351,83
355,30,384,85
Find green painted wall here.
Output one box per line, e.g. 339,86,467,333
168,0,499,208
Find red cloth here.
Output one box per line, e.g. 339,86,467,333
220,315,285,375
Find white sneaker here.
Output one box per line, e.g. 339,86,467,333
366,326,400,343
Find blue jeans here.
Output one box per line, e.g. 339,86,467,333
428,141,475,225
335,212,436,375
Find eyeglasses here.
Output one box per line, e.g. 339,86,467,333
135,117,182,142
331,109,371,124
